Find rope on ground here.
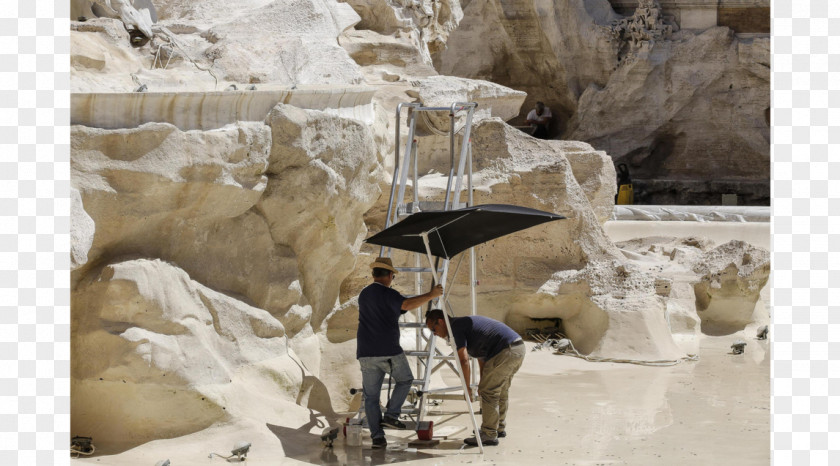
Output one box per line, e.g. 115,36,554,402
70,445,95,458
534,337,698,367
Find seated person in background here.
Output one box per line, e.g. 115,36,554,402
526,101,552,139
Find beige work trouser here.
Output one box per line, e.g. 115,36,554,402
478,342,526,440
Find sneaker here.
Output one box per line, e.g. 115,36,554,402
372,437,387,448
498,431,506,438
382,416,407,429
464,436,498,446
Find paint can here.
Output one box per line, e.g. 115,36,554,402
416,420,434,441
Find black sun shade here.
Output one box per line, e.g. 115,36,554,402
365,204,566,259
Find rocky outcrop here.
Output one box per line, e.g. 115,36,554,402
342,0,464,66
436,0,769,203
259,103,380,328
526,260,685,360
70,104,382,449
567,27,770,184
71,258,297,448
71,187,95,270
436,0,621,133
692,240,770,335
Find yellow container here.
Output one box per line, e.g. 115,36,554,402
617,184,634,205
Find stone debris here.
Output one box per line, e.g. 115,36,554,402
731,340,747,355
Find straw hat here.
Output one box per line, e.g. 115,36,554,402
369,257,398,274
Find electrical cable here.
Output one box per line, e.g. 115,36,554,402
539,338,698,367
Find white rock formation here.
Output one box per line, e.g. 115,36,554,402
436,0,621,126
258,103,380,327
436,0,770,201
691,240,770,335
531,260,685,360
199,0,363,86
72,258,296,448
567,27,770,183
71,187,96,270
341,0,464,67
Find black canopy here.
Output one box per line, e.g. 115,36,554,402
365,204,566,259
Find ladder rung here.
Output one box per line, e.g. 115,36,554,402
394,267,443,273
421,385,469,394
398,201,468,214
399,322,425,328
405,351,454,360
426,394,475,401
383,378,425,386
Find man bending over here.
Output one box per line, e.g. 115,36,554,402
425,309,525,446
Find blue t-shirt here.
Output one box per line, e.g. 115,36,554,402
356,282,406,358
450,315,521,361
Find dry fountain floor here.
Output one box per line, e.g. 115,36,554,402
72,335,769,466
72,220,770,465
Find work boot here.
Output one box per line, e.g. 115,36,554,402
382,416,407,429
464,436,498,446
372,437,387,448
497,431,506,438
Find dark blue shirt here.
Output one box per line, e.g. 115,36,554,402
356,282,406,358
450,315,521,361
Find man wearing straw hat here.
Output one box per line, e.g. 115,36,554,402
357,256,443,448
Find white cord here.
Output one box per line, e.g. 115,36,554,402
70,444,95,458
538,338,698,367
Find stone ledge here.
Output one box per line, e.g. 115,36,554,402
71,85,377,130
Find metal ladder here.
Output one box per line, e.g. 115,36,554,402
377,102,485,452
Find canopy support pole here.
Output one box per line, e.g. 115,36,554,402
420,233,484,453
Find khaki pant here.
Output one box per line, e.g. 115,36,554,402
478,342,526,440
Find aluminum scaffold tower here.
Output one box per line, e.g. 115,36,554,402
377,101,485,452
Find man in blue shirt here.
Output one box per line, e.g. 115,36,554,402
357,257,443,448
425,309,525,446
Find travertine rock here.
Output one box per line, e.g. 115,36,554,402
71,188,95,270
200,0,363,86
436,0,621,132
342,0,464,66
567,27,770,184
529,260,686,360
340,29,438,81
71,258,296,447
563,141,618,225
692,240,770,335
71,121,273,288
413,75,527,129
259,103,380,328
436,0,769,197
68,1,772,454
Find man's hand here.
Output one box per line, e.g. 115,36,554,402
402,284,444,310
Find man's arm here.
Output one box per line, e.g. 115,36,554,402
401,284,443,310
457,346,473,402
539,108,552,123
